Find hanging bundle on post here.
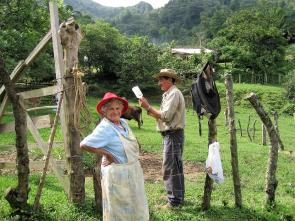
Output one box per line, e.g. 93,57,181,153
191,62,221,136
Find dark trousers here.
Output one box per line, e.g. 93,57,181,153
162,129,185,206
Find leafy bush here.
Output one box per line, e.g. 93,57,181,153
281,103,295,115
283,72,295,102
217,82,288,111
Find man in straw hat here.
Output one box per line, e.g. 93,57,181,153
139,68,185,209
81,92,149,220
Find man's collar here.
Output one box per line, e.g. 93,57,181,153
163,85,176,97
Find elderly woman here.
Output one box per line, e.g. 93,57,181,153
80,92,149,221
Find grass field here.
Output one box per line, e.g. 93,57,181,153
0,83,294,221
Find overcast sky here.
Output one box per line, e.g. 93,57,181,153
92,0,170,9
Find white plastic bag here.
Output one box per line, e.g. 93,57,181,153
205,141,224,184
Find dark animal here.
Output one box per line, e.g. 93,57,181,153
122,106,143,129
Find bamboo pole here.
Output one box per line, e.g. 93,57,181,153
225,74,242,207
33,91,64,211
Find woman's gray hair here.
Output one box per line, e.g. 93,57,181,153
101,98,124,114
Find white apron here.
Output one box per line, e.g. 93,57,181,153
101,120,149,221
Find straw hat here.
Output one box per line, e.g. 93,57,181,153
153,68,181,83
96,92,128,115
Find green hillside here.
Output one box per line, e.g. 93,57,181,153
64,0,153,19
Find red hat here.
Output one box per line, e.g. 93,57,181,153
96,92,128,115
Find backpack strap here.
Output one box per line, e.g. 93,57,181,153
198,115,202,136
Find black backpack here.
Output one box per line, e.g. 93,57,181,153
191,62,221,135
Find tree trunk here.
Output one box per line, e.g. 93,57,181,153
246,93,279,206
93,154,103,213
0,59,30,209
225,74,242,207
201,119,216,210
262,124,267,146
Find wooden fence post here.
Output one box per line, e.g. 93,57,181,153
272,111,284,150
246,93,279,206
225,74,242,207
49,2,85,204
238,119,242,137
201,119,216,210
247,115,252,142
252,120,256,141
1,59,30,209
224,107,229,126
262,124,267,146
93,154,103,213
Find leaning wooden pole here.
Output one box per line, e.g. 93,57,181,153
225,74,242,208
33,91,64,211
246,93,279,206
201,119,216,210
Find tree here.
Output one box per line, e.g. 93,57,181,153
80,20,126,83
0,0,72,81
116,36,160,95
209,3,287,83
201,5,233,39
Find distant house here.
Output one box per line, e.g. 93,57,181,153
171,48,213,58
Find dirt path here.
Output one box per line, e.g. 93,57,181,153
139,151,204,182
0,150,205,182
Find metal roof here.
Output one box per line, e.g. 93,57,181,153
171,48,213,55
